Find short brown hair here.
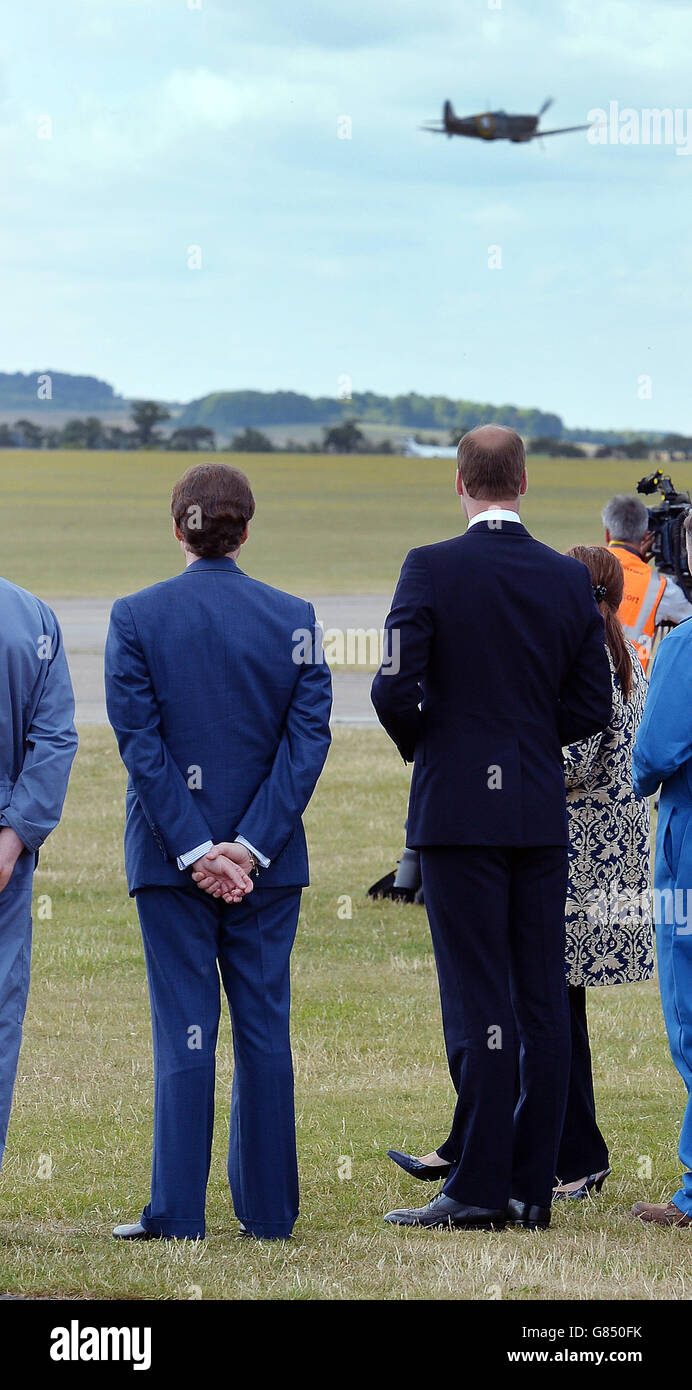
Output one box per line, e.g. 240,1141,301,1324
457,426,525,500
171,463,255,558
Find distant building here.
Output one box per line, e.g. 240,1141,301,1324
403,436,458,459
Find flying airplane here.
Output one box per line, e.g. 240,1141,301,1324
421,98,593,143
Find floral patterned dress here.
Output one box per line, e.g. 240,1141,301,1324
563,643,653,988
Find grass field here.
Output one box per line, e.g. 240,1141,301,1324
1,448,689,598
0,446,687,1302
0,726,688,1302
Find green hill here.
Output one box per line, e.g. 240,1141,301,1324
0,370,122,412
178,388,565,437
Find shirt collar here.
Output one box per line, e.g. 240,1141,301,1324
466,508,522,529
184,555,241,571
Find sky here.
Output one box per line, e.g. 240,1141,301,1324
2,0,692,431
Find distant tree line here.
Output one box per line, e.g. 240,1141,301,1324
0,402,168,451
0,373,677,451
593,434,692,460
0,407,395,455
0,402,222,452
528,437,588,458
178,388,566,438
3,394,689,462
524,434,692,461
653,433,692,459
1,373,679,452
1,406,688,459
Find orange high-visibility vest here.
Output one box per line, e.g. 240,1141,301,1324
608,542,665,673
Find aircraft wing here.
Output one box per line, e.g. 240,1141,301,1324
536,123,593,137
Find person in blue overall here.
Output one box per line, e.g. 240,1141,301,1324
0,576,77,1170
631,508,692,1226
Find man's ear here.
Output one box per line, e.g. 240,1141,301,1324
455,468,463,497
519,468,528,497
604,527,611,545
173,521,184,543
239,522,249,547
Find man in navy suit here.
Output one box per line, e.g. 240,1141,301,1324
105,463,331,1241
372,426,612,1231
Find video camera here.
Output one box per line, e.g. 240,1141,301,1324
637,470,692,603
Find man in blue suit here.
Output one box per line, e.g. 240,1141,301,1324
372,426,612,1231
0,578,77,1171
105,463,331,1241
631,508,692,1227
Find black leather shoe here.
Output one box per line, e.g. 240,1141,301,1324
112,1220,162,1240
385,1192,506,1230
507,1198,551,1230
387,1150,452,1181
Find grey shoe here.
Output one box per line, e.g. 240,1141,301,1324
112,1220,161,1240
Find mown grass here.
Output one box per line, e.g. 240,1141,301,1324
1,450,688,598
0,727,687,1301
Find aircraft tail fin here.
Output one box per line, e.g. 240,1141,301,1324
443,100,455,127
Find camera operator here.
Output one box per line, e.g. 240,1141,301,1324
603,494,692,672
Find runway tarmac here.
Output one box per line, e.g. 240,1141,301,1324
48,595,391,726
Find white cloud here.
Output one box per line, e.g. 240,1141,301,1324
1,0,691,428
161,68,247,128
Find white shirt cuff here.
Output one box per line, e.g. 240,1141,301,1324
235,835,270,868
177,839,214,870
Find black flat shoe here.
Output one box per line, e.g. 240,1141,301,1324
552,1167,611,1203
507,1198,551,1230
384,1192,506,1230
112,1220,162,1240
387,1149,452,1181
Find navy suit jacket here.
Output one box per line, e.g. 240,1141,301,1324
104,557,332,894
371,521,612,848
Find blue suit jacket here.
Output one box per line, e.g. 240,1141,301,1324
104,557,332,894
371,521,612,848
632,616,692,858
0,577,77,861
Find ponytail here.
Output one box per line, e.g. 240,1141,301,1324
601,603,633,701
565,543,634,702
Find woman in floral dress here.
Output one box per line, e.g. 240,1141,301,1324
554,544,653,1200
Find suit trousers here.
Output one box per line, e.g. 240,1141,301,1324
0,856,33,1171
136,882,302,1240
439,984,610,1185
653,804,692,1216
422,845,570,1210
